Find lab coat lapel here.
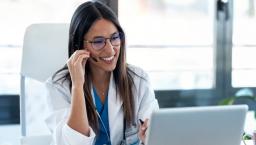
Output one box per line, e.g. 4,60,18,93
108,73,124,143
108,73,123,119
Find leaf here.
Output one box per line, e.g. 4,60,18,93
218,97,235,105
243,133,253,140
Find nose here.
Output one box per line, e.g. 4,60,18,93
105,38,113,47
104,39,115,54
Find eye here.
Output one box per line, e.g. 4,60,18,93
111,33,120,41
92,37,105,44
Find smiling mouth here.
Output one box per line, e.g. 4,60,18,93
99,55,115,62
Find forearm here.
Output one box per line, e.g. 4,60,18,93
67,86,90,136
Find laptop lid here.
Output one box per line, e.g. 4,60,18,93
145,105,248,145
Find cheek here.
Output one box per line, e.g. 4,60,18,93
91,50,99,56
114,46,121,55
87,47,100,56
83,43,89,50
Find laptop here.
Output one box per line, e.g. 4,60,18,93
145,105,248,145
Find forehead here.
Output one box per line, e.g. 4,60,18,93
85,19,118,38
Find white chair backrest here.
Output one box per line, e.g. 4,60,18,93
20,23,69,136
21,23,69,82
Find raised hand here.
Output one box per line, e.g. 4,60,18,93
67,50,90,88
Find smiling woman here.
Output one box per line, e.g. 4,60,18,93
45,1,159,145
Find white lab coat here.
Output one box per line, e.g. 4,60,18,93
45,65,159,145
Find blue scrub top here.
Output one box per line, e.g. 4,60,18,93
93,87,111,145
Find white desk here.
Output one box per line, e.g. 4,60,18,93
0,112,255,145
244,111,256,135
0,124,20,145
241,140,254,145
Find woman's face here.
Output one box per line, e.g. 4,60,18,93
84,19,121,72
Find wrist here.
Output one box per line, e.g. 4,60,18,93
71,86,84,97
72,85,84,91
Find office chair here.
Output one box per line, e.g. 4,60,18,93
20,23,69,144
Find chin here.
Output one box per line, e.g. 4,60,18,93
103,65,116,72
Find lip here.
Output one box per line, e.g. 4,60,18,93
99,55,115,64
101,55,114,61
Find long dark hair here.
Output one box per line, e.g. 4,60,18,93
52,1,136,132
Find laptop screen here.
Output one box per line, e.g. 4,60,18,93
145,105,248,145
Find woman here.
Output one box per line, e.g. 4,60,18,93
45,1,159,145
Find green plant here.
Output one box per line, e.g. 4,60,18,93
218,95,256,118
218,92,256,140
242,132,253,140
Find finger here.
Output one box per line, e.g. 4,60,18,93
82,58,87,69
138,126,144,138
74,53,90,66
70,49,88,59
75,49,90,54
139,125,146,134
72,51,90,64
138,121,147,144
74,50,90,57
68,50,89,65
71,50,90,60
67,58,73,70
141,119,149,131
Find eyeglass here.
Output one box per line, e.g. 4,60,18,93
84,32,122,51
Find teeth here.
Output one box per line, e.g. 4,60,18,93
102,56,114,61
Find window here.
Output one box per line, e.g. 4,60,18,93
117,0,256,108
232,0,256,87
0,0,88,125
0,0,87,95
119,0,215,90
